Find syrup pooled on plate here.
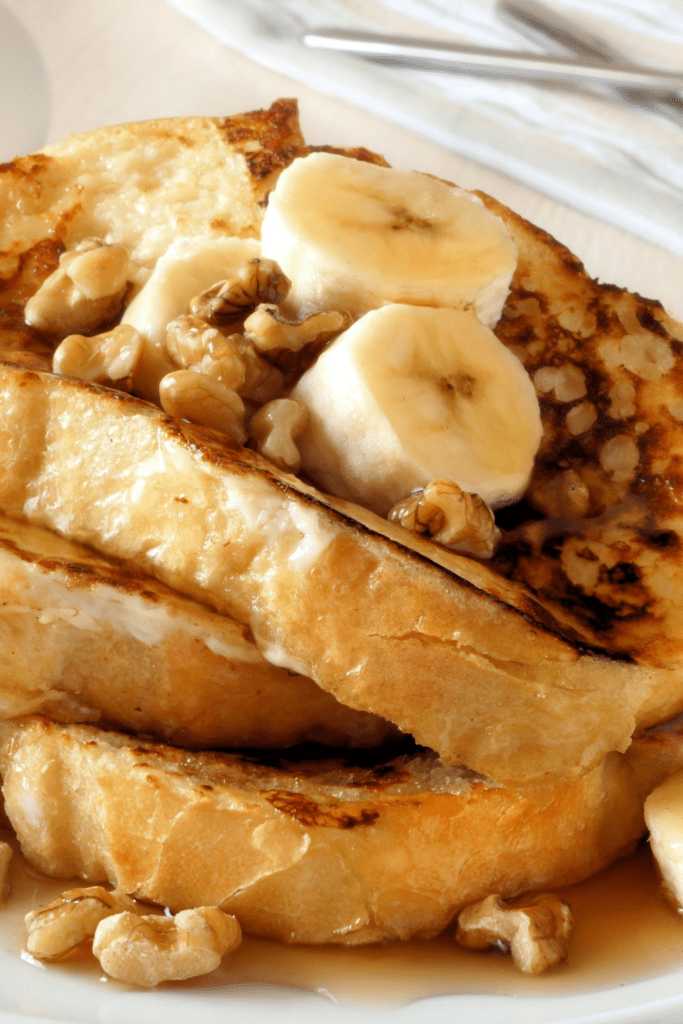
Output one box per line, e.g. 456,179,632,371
2,829,683,1009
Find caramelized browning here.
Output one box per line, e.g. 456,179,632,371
479,193,683,667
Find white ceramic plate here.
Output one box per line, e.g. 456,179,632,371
0,27,681,1011
2,831,683,1024
0,2,49,162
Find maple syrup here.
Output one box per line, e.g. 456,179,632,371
217,844,683,1007
3,829,683,1011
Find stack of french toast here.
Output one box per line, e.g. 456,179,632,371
1,98,683,958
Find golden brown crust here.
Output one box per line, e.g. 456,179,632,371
0,513,396,749
480,193,683,669
2,358,683,784
1,715,682,945
0,101,306,309
218,98,306,183
218,97,389,184
1,105,683,786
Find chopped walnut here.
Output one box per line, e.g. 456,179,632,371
62,240,129,300
189,258,290,324
165,313,218,367
527,468,591,519
159,369,247,443
24,238,130,337
165,315,246,391
389,480,500,558
250,398,309,473
233,336,285,404
92,907,241,988
456,893,572,974
25,886,136,961
53,324,142,387
244,306,352,355
0,842,11,906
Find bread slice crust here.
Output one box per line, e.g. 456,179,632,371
1,103,683,785
1,715,682,945
2,360,683,785
480,192,683,668
0,513,396,749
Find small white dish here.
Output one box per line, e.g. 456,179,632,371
0,2,49,162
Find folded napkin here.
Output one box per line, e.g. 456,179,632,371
169,0,683,256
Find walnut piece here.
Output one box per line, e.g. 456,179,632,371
164,315,285,405
159,369,247,443
25,886,136,961
233,336,285,404
244,306,352,355
92,907,241,987
456,893,572,974
165,313,220,367
24,238,130,337
53,324,142,387
190,258,290,324
0,841,11,906
165,315,246,391
388,479,500,558
250,398,309,473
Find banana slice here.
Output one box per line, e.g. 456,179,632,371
122,236,260,401
260,152,517,327
644,771,683,909
291,304,542,515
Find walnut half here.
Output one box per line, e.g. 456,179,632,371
244,306,352,355
53,324,143,388
159,370,247,444
249,398,309,473
24,238,130,337
455,893,572,974
25,886,137,960
389,479,500,558
190,258,291,324
92,907,242,987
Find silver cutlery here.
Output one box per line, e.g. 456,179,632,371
302,27,683,92
497,0,683,128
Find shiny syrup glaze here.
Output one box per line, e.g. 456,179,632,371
3,830,683,1009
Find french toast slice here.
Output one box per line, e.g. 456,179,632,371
482,193,683,668
0,98,384,314
0,513,395,749
0,360,681,787
0,100,300,326
1,714,682,946
1,102,683,786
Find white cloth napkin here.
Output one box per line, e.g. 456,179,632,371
169,0,683,256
